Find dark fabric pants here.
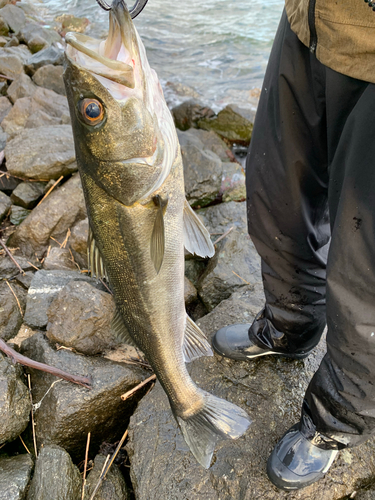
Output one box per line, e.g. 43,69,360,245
246,10,375,449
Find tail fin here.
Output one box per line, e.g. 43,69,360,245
176,391,251,468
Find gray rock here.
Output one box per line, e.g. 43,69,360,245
21,332,149,459
14,271,35,290
2,88,70,136
5,34,19,47
26,444,81,500
220,162,246,202
178,130,222,208
184,276,197,306
25,45,64,75
27,35,48,54
184,258,206,287
5,124,75,180
0,53,23,80
0,127,7,149
32,64,65,95
19,20,61,54
7,175,86,259
9,204,30,225
6,73,36,103
46,280,115,355
0,190,11,222
172,99,215,131
23,269,101,329
127,293,375,500
0,95,11,122
10,181,45,209
187,128,235,163
85,454,129,500
0,352,30,445
0,279,27,340
69,217,88,269
43,247,77,272
2,45,31,64
0,80,7,95
0,454,34,500
198,199,248,234
0,254,38,279
0,172,20,193
0,5,25,35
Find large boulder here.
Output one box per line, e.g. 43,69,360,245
21,332,150,459
6,73,36,103
7,174,86,258
19,20,61,54
25,45,64,75
26,445,81,500
187,128,236,163
0,4,25,35
32,64,65,95
0,352,30,445
0,454,34,500
0,52,23,81
197,104,253,145
0,279,27,340
172,99,215,131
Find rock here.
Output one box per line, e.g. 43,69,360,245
197,104,254,145
2,88,70,136
184,258,206,287
0,14,8,37
0,172,20,194
0,190,11,222
0,53,24,80
46,280,116,355
178,130,222,207
0,36,7,46
0,95,11,122
198,199,248,234
0,352,30,445
9,204,30,225
26,444,81,500
184,276,197,306
23,269,101,329
0,126,7,149
32,64,65,95
187,128,235,163
0,79,7,95
56,14,89,37
19,20,61,54
5,124,75,180
0,254,37,279
0,5,25,35
69,217,88,269
25,45,64,75
14,271,35,290
10,181,45,209
0,279,27,340
21,332,149,459
85,454,129,500
27,35,48,54
172,99,215,131
2,45,31,64
220,162,246,202
0,454,34,500
6,73,36,103
5,34,18,47
43,247,77,272
7,175,86,259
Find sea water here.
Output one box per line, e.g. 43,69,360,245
39,0,284,110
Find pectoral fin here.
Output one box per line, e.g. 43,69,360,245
183,200,215,258
183,315,213,363
150,195,168,274
87,227,108,280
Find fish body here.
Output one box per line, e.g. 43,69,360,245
63,0,251,467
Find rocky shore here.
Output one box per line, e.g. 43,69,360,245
0,2,374,499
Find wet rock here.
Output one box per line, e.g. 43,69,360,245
0,352,30,445
0,53,24,80
56,14,89,37
220,162,246,202
178,130,222,207
85,454,129,500
23,269,100,329
26,444,81,500
10,181,45,209
188,128,236,163
0,95,11,122
7,73,36,103
25,45,64,75
0,279,27,340
184,276,197,306
0,5,25,35
19,20,60,54
0,454,34,500
46,280,115,355
43,247,76,271
21,332,149,459
2,88,70,136
69,217,88,269
172,99,215,131
9,204,30,225
0,190,11,222
8,175,85,258
32,64,65,95
197,104,253,145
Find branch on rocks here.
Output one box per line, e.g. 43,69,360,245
0,339,92,389
0,238,25,275
120,374,156,401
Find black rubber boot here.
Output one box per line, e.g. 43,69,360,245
267,424,338,490
212,323,312,361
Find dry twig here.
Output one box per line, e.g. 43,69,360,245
0,338,92,388
213,226,233,246
0,73,14,80
0,238,25,275
81,432,91,500
28,375,38,457
120,374,156,401
5,280,23,317
61,228,71,249
36,175,64,207
232,271,250,285
19,435,31,454
27,261,39,271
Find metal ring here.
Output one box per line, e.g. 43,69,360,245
95,0,149,18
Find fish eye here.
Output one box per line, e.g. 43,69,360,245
79,98,105,126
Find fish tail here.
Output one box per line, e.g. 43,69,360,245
176,390,251,468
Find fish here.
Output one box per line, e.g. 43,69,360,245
63,0,251,468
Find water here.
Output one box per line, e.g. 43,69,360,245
37,0,284,110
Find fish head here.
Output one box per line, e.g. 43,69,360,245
63,0,177,206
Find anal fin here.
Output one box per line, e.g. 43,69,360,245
183,200,215,258
183,315,213,363
87,227,108,281
111,308,136,347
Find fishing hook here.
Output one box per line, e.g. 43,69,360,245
95,0,149,18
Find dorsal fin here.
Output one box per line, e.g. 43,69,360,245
183,315,213,363
150,195,168,274
111,308,137,346
87,227,108,280
183,200,215,258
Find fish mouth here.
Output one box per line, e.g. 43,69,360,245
65,0,141,93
